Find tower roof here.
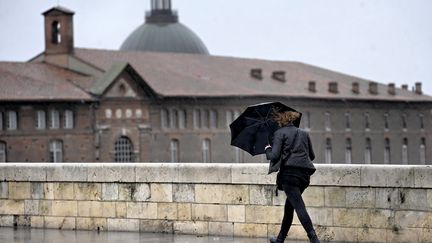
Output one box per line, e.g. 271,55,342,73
119,0,209,55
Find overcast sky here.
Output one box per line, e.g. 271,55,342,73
1,0,431,95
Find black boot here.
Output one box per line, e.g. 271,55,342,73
269,233,285,243
307,230,320,243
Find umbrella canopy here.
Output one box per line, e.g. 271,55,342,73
230,102,301,156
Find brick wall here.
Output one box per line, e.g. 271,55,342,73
0,163,431,242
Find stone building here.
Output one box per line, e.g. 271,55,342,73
0,1,431,164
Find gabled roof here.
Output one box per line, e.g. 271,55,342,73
73,48,432,101
0,62,93,102
90,62,129,95
42,6,75,16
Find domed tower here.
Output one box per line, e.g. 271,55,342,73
120,0,209,55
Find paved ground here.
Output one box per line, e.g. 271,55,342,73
0,227,309,243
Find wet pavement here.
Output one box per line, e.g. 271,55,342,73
0,227,308,243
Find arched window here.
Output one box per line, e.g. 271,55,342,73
365,138,371,164
49,140,63,163
51,21,61,44
170,139,179,162
202,139,211,163
114,136,134,162
345,138,352,164
402,113,407,130
384,112,389,131
345,112,351,131
402,138,408,164
420,137,426,164
325,138,332,164
384,138,391,164
0,141,6,162
419,113,424,130
364,112,370,131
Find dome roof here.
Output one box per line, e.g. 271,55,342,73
120,22,209,55
120,0,209,55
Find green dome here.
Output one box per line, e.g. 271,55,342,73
120,21,209,55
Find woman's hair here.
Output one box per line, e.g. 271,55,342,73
273,110,300,127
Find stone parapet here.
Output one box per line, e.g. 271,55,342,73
0,163,431,242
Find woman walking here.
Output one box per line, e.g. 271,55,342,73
265,110,320,243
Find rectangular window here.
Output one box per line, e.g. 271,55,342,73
178,109,186,129
420,138,426,164
36,110,46,129
170,140,179,162
161,109,169,129
325,112,331,132
402,113,407,130
210,110,217,129
64,110,74,129
201,110,209,129
419,113,424,130
384,113,389,131
345,138,352,164
345,112,351,130
6,111,17,130
0,142,6,162
50,110,60,129
0,112,3,130
202,139,211,163
170,109,178,128
49,140,63,162
384,139,391,164
365,138,371,164
325,138,332,164
193,109,201,129
226,110,233,128
364,112,370,131
402,138,408,164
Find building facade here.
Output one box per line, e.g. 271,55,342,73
0,3,431,164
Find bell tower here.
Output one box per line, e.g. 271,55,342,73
42,6,74,55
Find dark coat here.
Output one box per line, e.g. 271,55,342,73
265,124,316,173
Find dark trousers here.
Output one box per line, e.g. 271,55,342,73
278,184,315,238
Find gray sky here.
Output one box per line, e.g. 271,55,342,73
1,0,431,95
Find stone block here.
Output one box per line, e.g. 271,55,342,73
195,184,249,204
134,183,151,201
395,210,432,228
76,217,107,231
102,183,119,200
158,202,177,220
173,184,194,203
74,183,102,200
52,200,77,217
9,182,31,199
46,164,87,181
150,184,172,202
346,187,375,208
118,183,135,201
43,183,54,200
399,188,429,210
249,185,273,205
364,209,393,228
209,222,234,236
245,205,283,224
228,205,245,222
0,216,14,227
375,187,401,209
177,203,191,220
4,164,46,181
332,208,365,227
324,186,346,207
308,208,333,226
361,165,414,188
77,201,116,218
126,202,157,219
24,200,39,215
286,225,308,240
136,163,178,183
53,183,74,200
116,202,127,218
192,204,227,221
272,191,286,206
357,227,387,242
386,228,420,243
15,215,31,227
0,199,24,214
0,182,8,199
267,224,280,237
233,223,267,237
39,200,52,215
311,164,361,186
173,220,208,235
318,226,358,242
178,163,231,184
31,183,44,199
303,186,324,207
420,228,432,243
44,216,76,230
30,216,44,228
428,189,432,208
140,219,173,233
414,165,432,188
231,163,273,185
107,218,139,231
87,164,135,182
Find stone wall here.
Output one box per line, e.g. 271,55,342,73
0,163,431,242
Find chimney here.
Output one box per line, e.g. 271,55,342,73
352,82,360,94
250,68,262,80
369,82,378,95
401,84,408,90
388,83,396,95
328,82,338,94
308,81,316,92
42,6,75,55
415,82,422,94
272,71,285,82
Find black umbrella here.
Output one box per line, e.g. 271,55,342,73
229,102,301,156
